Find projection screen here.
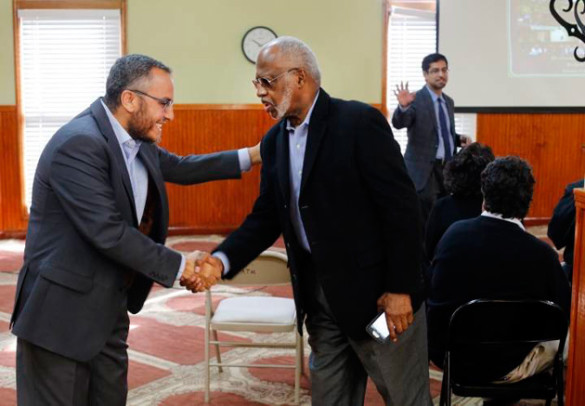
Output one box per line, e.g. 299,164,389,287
438,0,585,111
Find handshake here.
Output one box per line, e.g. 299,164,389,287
179,251,225,293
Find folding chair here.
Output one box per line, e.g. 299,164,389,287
440,299,568,406
204,250,303,404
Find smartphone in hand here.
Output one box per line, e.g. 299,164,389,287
366,311,391,344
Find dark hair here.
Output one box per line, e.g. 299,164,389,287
444,142,495,198
422,53,448,72
104,54,171,110
481,156,535,219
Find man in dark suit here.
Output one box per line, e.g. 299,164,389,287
392,53,470,227
548,178,584,282
11,54,260,405
427,157,571,383
185,36,431,405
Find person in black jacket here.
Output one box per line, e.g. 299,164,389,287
185,36,431,406
427,156,570,383
425,142,494,259
548,179,584,283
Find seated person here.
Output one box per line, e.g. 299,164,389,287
427,156,571,383
425,142,495,259
548,178,584,282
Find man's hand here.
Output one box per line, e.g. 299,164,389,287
394,81,415,108
196,255,224,290
459,135,472,147
180,250,207,293
377,293,414,342
248,142,262,165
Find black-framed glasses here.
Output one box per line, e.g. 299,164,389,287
252,68,299,89
127,89,174,110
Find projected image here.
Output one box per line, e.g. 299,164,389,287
509,0,585,76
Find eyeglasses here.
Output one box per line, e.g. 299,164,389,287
252,68,299,89
127,89,174,110
428,67,449,75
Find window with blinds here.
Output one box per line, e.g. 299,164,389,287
18,9,122,209
386,4,477,153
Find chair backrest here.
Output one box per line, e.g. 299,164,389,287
448,299,568,348
220,250,290,286
446,299,569,385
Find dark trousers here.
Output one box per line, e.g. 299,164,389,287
299,254,432,406
16,301,130,406
418,160,447,233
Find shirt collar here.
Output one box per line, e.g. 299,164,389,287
100,99,142,153
425,85,444,104
286,90,320,132
481,211,525,231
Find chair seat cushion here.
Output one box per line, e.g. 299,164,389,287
212,297,296,325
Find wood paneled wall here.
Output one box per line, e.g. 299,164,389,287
160,105,274,234
0,106,27,237
477,113,585,219
1,106,584,236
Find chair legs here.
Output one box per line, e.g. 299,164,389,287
294,332,302,405
204,319,211,403
213,330,223,373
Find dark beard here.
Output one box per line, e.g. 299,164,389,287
127,102,156,144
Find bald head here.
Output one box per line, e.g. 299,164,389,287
259,36,321,86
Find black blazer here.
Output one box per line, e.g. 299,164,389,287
425,194,483,258
216,89,423,339
392,87,460,191
548,179,584,268
427,216,571,381
12,98,242,362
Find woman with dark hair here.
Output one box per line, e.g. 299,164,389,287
425,142,495,259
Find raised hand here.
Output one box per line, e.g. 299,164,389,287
394,81,415,108
376,292,414,343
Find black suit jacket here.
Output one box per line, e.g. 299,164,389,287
548,179,584,267
392,87,460,191
427,216,571,381
425,194,483,258
216,90,423,339
12,98,242,362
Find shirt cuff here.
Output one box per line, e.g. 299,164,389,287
238,148,252,172
176,254,186,280
398,104,410,112
212,252,230,276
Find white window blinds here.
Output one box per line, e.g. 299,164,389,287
386,4,476,152
18,9,122,209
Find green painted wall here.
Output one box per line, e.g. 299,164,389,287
0,0,384,105
0,0,15,105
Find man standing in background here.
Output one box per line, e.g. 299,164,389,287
392,53,470,228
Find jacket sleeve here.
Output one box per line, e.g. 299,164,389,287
391,104,416,130
356,106,422,294
214,138,283,277
50,134,181,287
158,147,241,184
548,182,579,250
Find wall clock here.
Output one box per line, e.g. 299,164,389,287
241,26,277,64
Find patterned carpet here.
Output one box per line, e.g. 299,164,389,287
0,231,554,405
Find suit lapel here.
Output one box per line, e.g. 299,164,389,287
276,120,291,202
137,144,166,212
90,98,137,222
300,90,328,192
421,87,438,132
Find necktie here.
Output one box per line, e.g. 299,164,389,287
437,98,452,161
